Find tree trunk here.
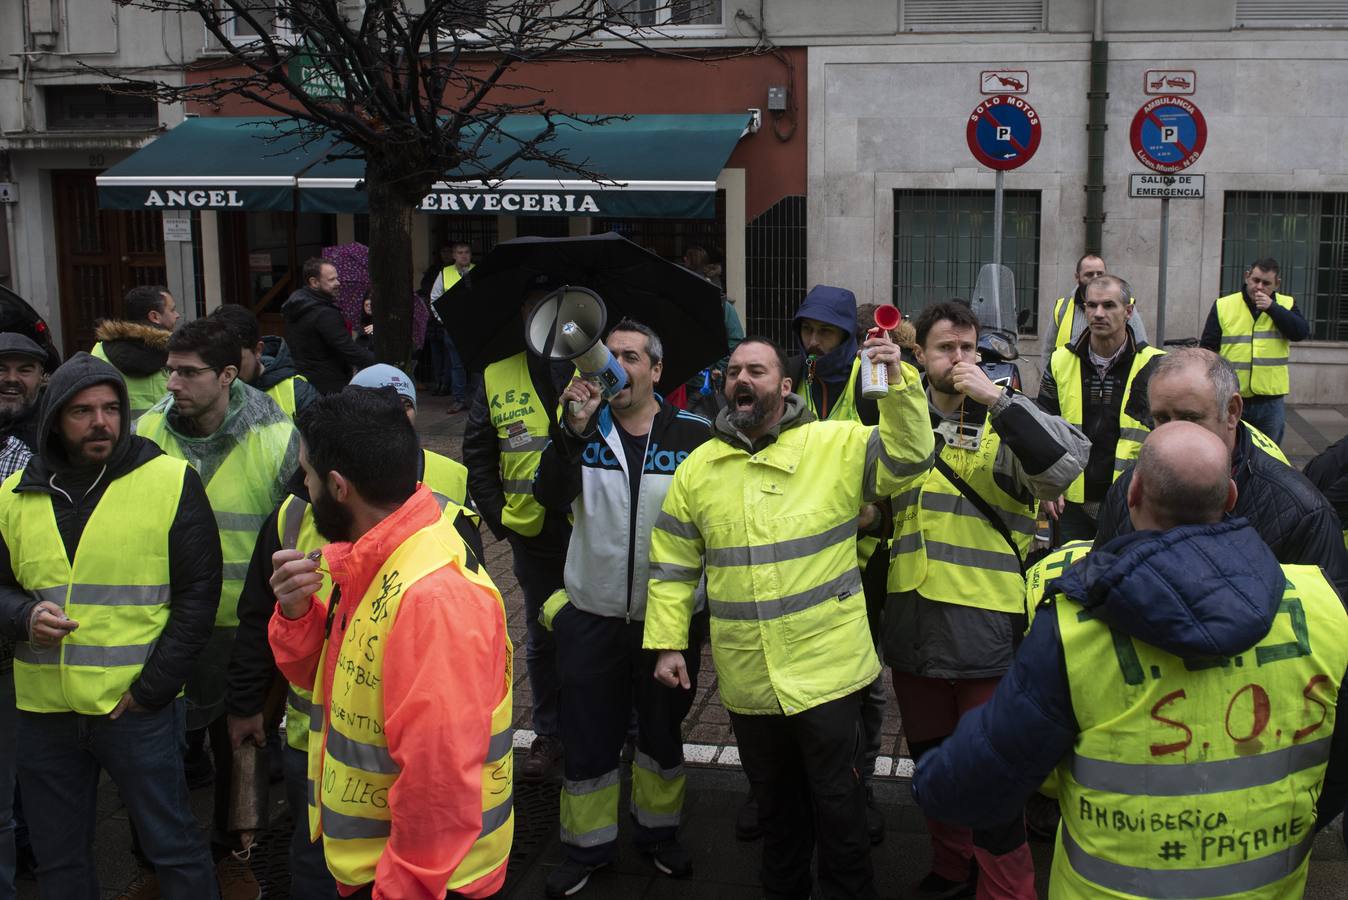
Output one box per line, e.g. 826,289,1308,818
363,154,418,370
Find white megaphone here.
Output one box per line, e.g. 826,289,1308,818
524,286,627,416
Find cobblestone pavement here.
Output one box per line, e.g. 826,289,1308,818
419,395,1348,766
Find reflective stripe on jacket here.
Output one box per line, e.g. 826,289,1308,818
0,457,186,714
1051,563,1348,899
1215,291,1294,397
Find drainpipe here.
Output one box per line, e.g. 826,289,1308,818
1083,0,1107,254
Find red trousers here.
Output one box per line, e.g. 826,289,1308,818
893,672,1036,900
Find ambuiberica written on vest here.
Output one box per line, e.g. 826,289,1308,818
1053,566,1348,898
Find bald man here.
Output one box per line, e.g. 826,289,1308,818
1094,347,1348,599
912,422,1348,898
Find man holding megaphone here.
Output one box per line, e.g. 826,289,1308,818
532,318,714,896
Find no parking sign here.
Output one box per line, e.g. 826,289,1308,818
1130,95,1207,173
966,96,1042,171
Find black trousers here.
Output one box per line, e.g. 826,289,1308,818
729,691,877,900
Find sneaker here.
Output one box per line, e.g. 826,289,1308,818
520,734,564,784
113,868,160,900
865,787,885,846
912,870,977,899
642,840,693,878
216,851,262,900
734,790,762,841
544,858,606,897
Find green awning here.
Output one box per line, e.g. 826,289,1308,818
98,114,749,219
298,113,750,219
96,118,322,211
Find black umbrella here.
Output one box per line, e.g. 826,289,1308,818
437,232,727,393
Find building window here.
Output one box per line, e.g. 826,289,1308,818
900,0,1044,32
593,190,726,266
606,0,723,27
1221,192,1348,341
43,85,157,132
893,189,1041,334
744,196,806,349
220,1,291,41
1236,1,1348,28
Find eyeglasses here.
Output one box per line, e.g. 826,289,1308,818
164,365,219,379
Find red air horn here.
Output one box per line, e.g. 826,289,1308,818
860,305,903,399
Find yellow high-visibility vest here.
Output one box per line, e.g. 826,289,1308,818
137,392,295,627
1051,344,1164,502
889,407,1033,613
483,353,558,538
0,456,190,714
1215,291,1294,397
306,515,512,892
1050,563,1348,898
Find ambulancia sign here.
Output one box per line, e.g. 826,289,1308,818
417,190,601,214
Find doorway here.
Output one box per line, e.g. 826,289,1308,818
52,169,167,356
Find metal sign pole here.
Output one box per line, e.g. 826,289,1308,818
992,169,1005,269
1155,196,1169,348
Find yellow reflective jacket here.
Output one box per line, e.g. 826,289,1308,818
644,364,934,715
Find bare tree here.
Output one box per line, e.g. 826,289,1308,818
104,0,721,366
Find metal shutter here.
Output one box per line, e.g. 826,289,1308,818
901,0,1045,31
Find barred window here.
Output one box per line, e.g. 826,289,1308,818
893,189,1041,334
1221,192,1348,341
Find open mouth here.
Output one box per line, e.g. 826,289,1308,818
733,390,756,411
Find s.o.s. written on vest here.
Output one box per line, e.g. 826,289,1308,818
1073,590,1333,867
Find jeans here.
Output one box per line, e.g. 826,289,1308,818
1241,395,1286,445
17,700,217,900
283,746,337,899
0,669,16,900
440,329,468,402
509,541,565,738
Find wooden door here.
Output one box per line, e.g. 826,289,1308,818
52,170,167,356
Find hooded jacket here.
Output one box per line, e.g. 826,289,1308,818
92,320,170,378
281,286,374,395
785,285,873,422
911,520,1348,832
0,353,221,709
255,334,319,415
1096,422,1348,599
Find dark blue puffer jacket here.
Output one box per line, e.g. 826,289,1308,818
793,284,858,384
912,519,1348,831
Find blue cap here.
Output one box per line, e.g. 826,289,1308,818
349,364,417,410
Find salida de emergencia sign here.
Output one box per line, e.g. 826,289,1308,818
1128,174,1205,199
